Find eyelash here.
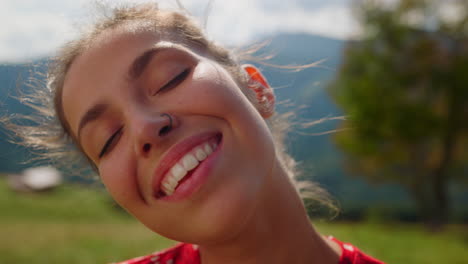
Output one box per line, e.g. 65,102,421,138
99,127,123,158
154,67,191,95
98,68,191,159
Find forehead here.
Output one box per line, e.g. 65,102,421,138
61,26,181,136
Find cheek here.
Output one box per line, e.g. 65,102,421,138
99,153,141,210
183,61,276,175
181,62,261,122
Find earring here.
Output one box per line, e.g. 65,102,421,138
247,82,275,118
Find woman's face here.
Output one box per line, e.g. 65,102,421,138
61,27,277,243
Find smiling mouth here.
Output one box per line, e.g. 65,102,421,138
156,133,222,198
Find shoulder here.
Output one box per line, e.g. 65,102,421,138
328,237,386,264
111,243,200,264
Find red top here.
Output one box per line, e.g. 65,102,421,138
113,237,385,264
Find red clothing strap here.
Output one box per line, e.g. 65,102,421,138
114,237,385,264
329,237,386,264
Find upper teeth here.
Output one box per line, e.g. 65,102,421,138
161,139,218,196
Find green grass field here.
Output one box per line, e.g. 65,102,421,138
0,179,466,264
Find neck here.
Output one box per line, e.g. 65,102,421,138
198,159,341,264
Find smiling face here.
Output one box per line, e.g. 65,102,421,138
61,25,278,243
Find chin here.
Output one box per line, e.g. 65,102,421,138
145,180,263,245
189,171,267,244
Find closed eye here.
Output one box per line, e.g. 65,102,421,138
154,68,191,95
99,127,123,158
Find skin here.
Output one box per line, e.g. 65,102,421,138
61,25,341,264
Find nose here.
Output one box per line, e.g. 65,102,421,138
133,112,175,157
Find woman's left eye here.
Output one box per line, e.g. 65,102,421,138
154,68,191,95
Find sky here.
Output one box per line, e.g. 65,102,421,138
1,0,364,63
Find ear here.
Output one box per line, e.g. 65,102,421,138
242,64,275,119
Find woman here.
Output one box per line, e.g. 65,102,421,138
6,3,385,264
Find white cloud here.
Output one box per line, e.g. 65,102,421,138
0,0,357,62
0,13,72,62
0,0,89,62
194,0,358,45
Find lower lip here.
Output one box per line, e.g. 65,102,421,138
157,136,223,202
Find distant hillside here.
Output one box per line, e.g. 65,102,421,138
0,33,412,213
0,63,44,172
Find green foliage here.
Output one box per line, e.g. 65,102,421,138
329,0,468,225
316,221,468,264
0,179,174,263
1,179,467,263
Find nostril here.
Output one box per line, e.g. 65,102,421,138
143,143,151,153
159,125,171,136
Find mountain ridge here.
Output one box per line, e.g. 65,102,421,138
0,33,415,215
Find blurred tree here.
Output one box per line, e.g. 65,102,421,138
329,0,468,228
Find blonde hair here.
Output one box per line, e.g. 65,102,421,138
4,3,336,212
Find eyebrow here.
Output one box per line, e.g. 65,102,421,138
128,46,172,81
77,103,109,141
128,43,191,81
